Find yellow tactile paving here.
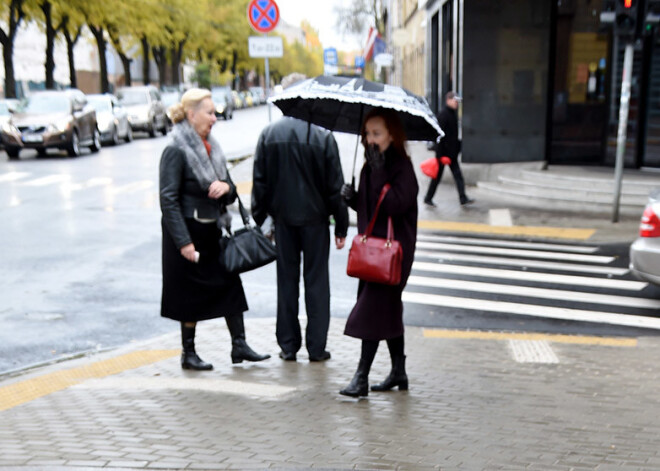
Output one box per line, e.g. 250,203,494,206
417,220,596,240
0,350,178,412
423,328,637,347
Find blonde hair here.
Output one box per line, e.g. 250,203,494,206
169,88,212,124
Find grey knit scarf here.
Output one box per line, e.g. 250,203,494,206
170,119,228,189
170,120,232,229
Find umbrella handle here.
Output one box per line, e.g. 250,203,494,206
350,105,365,185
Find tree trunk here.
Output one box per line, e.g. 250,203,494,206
231,50,238,90
141,36,150,85
152,46,166,87
119,53,132,86
41,1,56,89
89,25,109,93
170,40,185,87
62,21,81,89
0,0,25,98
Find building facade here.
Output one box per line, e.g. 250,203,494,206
408,0,660,170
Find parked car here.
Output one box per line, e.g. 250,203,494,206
231,90,243,109
87,94,132,145
211,87,233,120
241,91,254,107
249,86,266,105
160,90,180,127
116,85,168,138
1,89,100,158
630,189,660,286
0,101,12,148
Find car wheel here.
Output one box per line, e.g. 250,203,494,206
111,126,120,146
6,147,20,159
67,130,80,157
89,128,101,153
125,126,133,142
148,119,157,138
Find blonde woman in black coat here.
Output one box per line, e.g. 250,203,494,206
160,88,270,370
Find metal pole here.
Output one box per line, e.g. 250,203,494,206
612,42,634,223
265,56,271,122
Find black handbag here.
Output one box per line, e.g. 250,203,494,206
219,195,277,274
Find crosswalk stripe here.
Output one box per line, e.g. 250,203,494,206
110,181,154,194
412,261,647,291
508,340,559,364
0,171,30,182
414,250,629,276
406,275,660,309
416,234,599,254
416,241,615,264
22,174,70,186
402,291,660,330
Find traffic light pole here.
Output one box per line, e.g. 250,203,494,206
612,41,634,223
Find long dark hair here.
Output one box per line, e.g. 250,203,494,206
360,107,410,160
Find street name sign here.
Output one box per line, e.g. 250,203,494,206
249,36,283,58
247,0,280,34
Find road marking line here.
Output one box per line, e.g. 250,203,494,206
407,275,660,309
508,340,559,364
412,261,647,291
0,350,178,412
22,174,70,186
110,180,154,194
416,241,615,264
0,171,30,182
414,250,629,276
416,234,599,254
404,291,660,329
75,377,296,398
422,328,637,347
417,220,596,240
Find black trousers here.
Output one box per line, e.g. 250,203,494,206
425,156,468,203
274,222,330,357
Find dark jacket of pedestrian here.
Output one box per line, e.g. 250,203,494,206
435,106,460,160
160,88,269,371
252,117,348,235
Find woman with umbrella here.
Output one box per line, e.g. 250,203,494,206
339,107,418,397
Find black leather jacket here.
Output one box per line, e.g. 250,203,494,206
251,117,348,237
435,106,461,159
159,145,237,248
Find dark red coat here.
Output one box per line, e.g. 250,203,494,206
344,146,418,341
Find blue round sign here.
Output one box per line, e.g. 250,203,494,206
248,0,280,34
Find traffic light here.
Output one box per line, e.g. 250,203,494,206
615,0,639,37
644,0,660,35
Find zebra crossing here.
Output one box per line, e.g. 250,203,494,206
403,233,660,331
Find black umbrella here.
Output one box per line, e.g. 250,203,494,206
269,75,443,142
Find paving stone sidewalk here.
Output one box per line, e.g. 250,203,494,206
1,317,660,470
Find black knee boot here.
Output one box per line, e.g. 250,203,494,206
225,314,271,364
339,340,378,397
371,355,408,391
181,324,213,370
372,336,408,391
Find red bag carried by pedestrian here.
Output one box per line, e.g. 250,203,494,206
420,157,439,179
346,184,402,286
440,156,452,166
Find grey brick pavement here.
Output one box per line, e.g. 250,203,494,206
1,318,660,470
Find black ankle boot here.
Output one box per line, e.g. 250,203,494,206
181,324,213,370
371,355,408,391
339,359,370,397
225,315,271,364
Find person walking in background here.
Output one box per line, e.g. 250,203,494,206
252,116,348,362
160,88,270,371
424,91,474,207
339,108,418,397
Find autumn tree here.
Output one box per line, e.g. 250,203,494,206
0,0,27,97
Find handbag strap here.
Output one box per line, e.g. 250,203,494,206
364,184,394,240
234,195,251,227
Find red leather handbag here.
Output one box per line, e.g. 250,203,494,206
346,184,403,286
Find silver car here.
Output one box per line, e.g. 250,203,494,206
116,85,168,138
87,94,132,145
629,189,660,286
